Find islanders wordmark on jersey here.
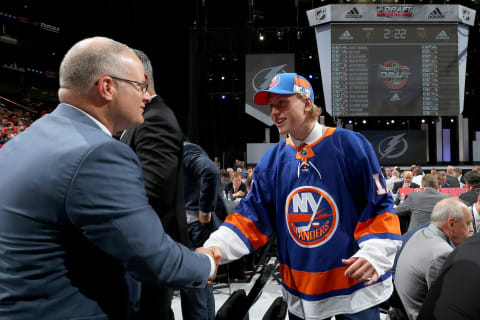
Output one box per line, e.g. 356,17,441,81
285,186,339,248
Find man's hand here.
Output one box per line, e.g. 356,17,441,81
198,212,211,225
342,257,378,286
196,246,222,284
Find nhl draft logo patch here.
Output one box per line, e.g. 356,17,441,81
269,74,281,89
285,186,338,248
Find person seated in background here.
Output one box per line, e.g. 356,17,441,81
396,174,450,231
470,192,480,234
446,165,454,176
411,165,424,186
473,165,480,172
437,171,451,188
224,172,247,201
236,166,248,179
384,167,392,179
430,168,437,176
459,170,480,206
392,170,420,196
226,167,234,179
446,170,460,187
395,198,472,320
418,213,480,320
386,168,402,193
247,166,254,177
453,167,465,187
245,175,253,193
219,169,230,195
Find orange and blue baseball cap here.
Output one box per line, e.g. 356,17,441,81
253,73,314,105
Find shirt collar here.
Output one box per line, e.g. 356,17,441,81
288,122,326,146
64,103,112,136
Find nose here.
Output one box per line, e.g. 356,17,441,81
270,105,280,118
143,91,152,103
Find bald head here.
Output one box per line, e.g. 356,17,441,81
430,197,466,226
430,197,472,245
59,37,133,95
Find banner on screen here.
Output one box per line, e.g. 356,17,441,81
245,54,295,126
360,130,427,165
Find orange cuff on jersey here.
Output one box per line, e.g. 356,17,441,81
354,212,401,241
225,213,270,250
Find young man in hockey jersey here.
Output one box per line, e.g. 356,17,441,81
203,73,401,319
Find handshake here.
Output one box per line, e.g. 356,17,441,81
196,246,222,284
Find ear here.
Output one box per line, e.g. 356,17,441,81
304,97,313,113
446,217,456,229
95,76,115,102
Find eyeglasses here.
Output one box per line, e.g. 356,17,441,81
95,75,149,94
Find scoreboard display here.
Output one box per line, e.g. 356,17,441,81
331,23,458,117
307,4,476,118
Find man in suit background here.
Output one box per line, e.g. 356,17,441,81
437,171,451,188
418,230,480,319
396,174,450,231
392,170,420,195
453,167,465,187
120,49,189,320
396,198,472,320
181,141,221,320
0,37,218,320
224,172,247,201
459,170,480,206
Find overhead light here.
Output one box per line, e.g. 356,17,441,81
276,30,284,40
258,31,264,41
296,29,302,40
362,120,367,124
421,119,425,123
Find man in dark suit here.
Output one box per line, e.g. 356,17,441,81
224,172,248,201
437,171,451,188
120,49,189,319
446,174,460,187
459,170,480,206
418,233,480,319
392,170,420,195
396,174,450,231
0,37,218,320
181,141,221,320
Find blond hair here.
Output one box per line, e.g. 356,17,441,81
296,94,322,121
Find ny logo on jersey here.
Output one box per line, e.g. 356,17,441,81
285,186,339,248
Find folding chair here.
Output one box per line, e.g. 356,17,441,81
262,296,287,320
215,263,276,320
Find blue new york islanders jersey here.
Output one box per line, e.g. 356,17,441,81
206,124,401,319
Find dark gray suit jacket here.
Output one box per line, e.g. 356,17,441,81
395,188,450,231
446,175,460,188
0,104,210,320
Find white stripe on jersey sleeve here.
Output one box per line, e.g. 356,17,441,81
352,238,402,276
203,225,250,265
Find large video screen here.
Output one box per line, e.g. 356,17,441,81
331,23,459,117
